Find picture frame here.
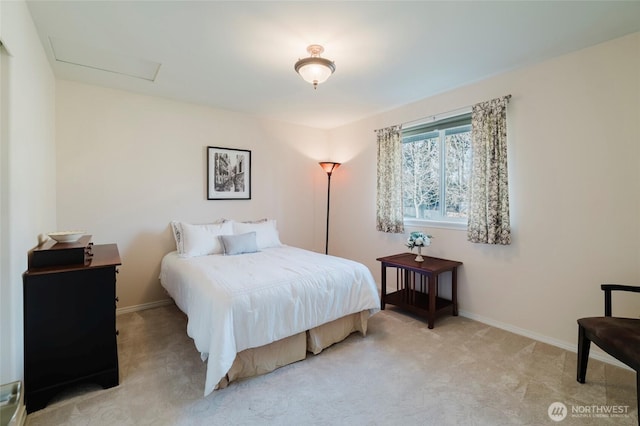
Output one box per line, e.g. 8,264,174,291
207,146,251,200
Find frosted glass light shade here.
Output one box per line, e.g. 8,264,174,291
297,60,334,85
294,45,336,89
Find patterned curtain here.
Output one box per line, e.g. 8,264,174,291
467,96,511,245
376,125,404,233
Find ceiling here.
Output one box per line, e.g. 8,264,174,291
25,1,640,129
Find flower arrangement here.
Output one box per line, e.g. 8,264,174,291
406,231,432,250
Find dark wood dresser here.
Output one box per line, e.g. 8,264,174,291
23,236,121,413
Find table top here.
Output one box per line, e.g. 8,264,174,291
376,253,462,274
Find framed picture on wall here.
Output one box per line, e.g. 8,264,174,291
207,146,251,200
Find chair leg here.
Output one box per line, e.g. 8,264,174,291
577,325,591,383
636,371,639,416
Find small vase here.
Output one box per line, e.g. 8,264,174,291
415,246,424,262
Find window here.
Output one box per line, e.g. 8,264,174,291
402,112,472,225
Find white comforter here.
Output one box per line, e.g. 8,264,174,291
159,246,380,396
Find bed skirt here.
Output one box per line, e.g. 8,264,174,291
216,310,370,389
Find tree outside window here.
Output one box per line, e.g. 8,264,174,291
402,116,471,224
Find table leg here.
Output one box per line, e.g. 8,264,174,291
428,274,436,329
380,264,386,310
409,271,415,305
452,267,458,316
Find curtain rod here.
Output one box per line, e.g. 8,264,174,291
401,105,472,129
402,94,511,129
375,94,511,132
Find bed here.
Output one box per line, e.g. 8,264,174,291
159,219,381,396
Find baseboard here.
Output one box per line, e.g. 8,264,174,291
458,310,632,371
116,299,173,316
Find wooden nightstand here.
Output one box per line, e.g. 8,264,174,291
376,253,462,329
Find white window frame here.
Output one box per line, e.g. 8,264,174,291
401,108,472,230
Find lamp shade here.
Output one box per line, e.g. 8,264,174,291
319,162,341,175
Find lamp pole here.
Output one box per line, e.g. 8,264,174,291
319,162,341,255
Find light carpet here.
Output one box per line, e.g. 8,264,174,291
25,304,637,425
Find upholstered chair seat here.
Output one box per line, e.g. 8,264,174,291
577,284,640,420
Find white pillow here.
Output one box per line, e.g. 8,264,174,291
232,219,282,249
220,232,259,255
171,221,233,257
170,219,228,250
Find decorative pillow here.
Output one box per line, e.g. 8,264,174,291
171,220,233,257
220,232,259,255
232,219,282,249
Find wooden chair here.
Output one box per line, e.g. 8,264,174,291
577,284,640,414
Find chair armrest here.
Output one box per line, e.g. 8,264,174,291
601,284,640,316
601,284,640,292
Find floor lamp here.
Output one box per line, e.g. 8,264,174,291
319,162,341,255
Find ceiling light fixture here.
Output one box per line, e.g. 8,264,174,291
294,44,336,90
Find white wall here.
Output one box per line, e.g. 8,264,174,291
55,81,329,308
0,0,56,383
327,33,640,352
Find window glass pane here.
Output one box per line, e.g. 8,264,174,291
444,128,471,218
402,136,439,219
401,113,471,226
